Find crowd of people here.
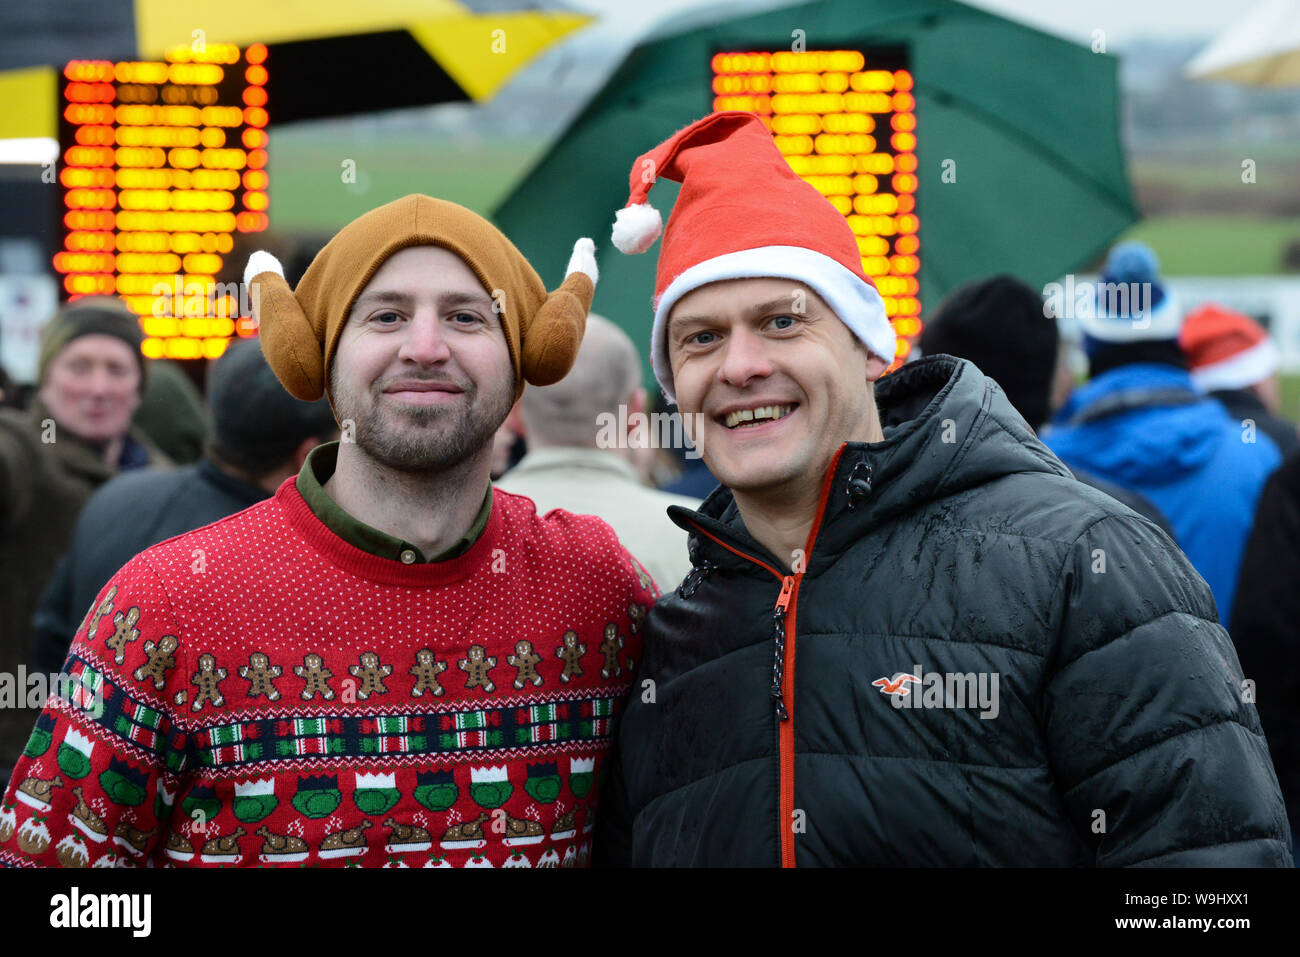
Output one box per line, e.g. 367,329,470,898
0,109,1293,867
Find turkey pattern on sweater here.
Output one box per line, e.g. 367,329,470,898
0,479,654,868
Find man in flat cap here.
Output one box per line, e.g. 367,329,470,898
0,297,168,793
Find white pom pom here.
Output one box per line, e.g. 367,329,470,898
565,238,599,285
243,250,284,288
611,203,663,254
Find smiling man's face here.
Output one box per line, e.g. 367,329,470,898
328,244,514,474
667,277,887,496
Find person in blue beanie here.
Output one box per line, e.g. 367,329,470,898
1042,242,1281,624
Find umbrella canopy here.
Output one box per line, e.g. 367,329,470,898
494,0,1138,382
1186,0,1300,86
0,0,591,138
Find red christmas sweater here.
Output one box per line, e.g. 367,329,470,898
0,478,655,868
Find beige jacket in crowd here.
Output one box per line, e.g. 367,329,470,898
497,447,701,595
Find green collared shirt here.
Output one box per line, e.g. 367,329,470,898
296,441,492,564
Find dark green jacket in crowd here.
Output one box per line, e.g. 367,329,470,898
0,398,168,790
596,356,1292,867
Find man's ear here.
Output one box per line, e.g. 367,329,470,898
851,334,889,383
865,352,890,382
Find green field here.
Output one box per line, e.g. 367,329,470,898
267,132,544,232
1118,215,1300,276
1282,375,1300,424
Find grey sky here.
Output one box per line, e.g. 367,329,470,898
959,0,1250,46
570,0,1249,49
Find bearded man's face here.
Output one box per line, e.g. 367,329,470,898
328,245,515,474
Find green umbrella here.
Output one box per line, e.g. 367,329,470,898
495,0,1138,383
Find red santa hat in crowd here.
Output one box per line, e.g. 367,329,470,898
610,111,894,402
1180,303,1280,394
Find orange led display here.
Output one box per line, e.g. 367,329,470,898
713,48,920,367
58,44,269,360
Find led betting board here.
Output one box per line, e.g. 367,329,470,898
712,48,919,366
57,42,270,361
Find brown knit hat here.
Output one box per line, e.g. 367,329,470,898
243,194,597,406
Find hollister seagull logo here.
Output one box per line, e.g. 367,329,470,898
876,665,1001,719
872,673,921,697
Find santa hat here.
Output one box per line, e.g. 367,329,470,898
244,194,597,411
1180,302,1280,393
610,111,893,402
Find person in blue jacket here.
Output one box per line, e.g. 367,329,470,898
1043,242,1280,624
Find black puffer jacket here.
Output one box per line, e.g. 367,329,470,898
1230,447,1300,843
596,356,1291,867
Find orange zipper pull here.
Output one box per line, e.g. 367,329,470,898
775,576,795,612
771,576,796,721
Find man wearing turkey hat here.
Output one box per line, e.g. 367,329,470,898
0,195,654,868
594,113,1290,867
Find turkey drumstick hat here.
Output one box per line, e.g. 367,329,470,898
244,193,598,411
610,110,894,403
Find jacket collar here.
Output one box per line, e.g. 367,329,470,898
668,356,1071,578
26,396,115,484
1208,387,1266,419
1053,362,1199,428
197,457,272,507
26,396,166,484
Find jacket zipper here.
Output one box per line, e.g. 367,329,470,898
684,445,845,868
771,577,795,719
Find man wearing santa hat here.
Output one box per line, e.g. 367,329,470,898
594,111,1290,867
1181,302,1298,457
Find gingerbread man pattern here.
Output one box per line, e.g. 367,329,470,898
508,640,543,690
409,648,448,698
239,652,283,702
627,601,648,634
598,624,624,679
133,634,179,690
105,606,141,665
82,585,116,641
190,653,228,711
556,631,585,684
459,644,496,692
295,654,334,701
348,652,391,700
633,560,654,594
